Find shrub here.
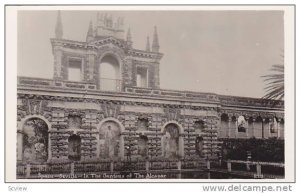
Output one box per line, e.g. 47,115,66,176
220,138,284,162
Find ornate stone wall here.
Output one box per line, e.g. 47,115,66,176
17,93,227,164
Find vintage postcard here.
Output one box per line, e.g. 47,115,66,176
5,5,295,182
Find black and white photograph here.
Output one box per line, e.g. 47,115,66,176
4,5,295,183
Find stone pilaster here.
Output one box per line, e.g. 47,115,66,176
53,47,63,80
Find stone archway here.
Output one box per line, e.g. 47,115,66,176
97,118,125,159
161,121,184,159
98,53,122,91
18,116,50,164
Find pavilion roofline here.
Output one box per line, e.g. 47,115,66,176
50,37,163,59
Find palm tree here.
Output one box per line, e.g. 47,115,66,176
262,64,284,100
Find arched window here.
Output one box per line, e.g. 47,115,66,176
99,55,121,91
22,118,49,163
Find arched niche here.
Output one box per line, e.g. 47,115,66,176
195,136,204,157
97,118,125,159
98,53,122,91
161,121,184,159
137,135,148,158
194,120,205,135
237,115,247,133
68,134,81,161
269,117,278,135
19,117,49,164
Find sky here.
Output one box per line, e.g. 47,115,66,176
18,10,284,98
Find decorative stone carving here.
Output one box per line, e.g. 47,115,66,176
137,118,148,132
100,103,121,118
22,118,49,163
99,121,121,159
164,108,181,121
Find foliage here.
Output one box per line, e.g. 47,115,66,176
262,64,284,100
221,138,284,162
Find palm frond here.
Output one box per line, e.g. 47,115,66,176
262,64,284,100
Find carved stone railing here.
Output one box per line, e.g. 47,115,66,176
99,77,122,92
17,77,219,102
125,87,219,103
219,95,284,109
18,77,97,91
18,76,284,109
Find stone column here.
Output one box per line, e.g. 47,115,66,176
110,162,114,172
26,164,31,178
267,118,272,138
262,118,265,139
146,160,150,172
228,118,231,138
245,117,249,138
235,119,238,138
17,130,23,162
206,160,210,170
71,162,75,175
246,161,250,171
250,118,255,138
177,160,181,170
120,134,125,159
277,119,281,139
96,129,101,159
256,164,262,176
227,161,232,172
53,47,63,79
179,135,184,158
87,53,96,82
47,130,52,162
